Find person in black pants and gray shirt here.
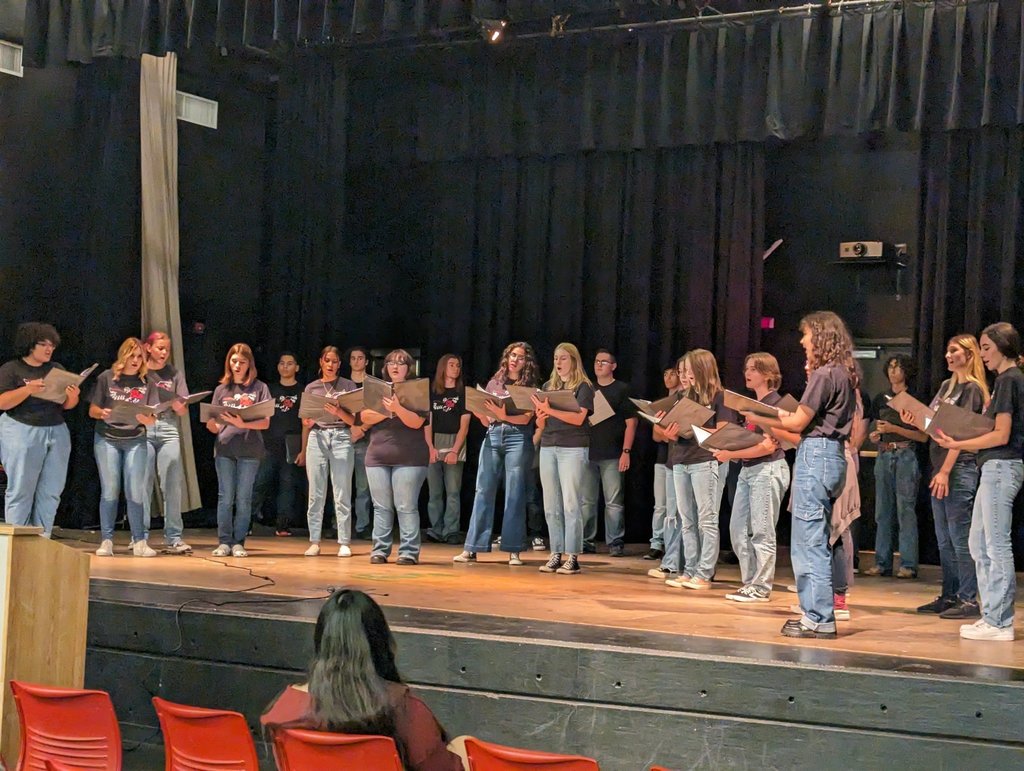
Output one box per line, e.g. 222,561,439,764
581,349,637,556
253,352,305,536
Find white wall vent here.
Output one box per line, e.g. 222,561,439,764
0,41,24,78
175,91,218,129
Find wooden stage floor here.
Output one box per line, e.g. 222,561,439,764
59,528,1024,678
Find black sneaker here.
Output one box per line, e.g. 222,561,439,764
642,548,664,561
917,595,956,614
369,554,387,564
556,556,581,575
396,556,417,565
781,619,836,639
539,553,562,573
940,600,981,619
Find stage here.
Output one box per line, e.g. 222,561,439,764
68,530,1024,769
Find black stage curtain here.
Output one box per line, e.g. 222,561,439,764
914,127,1024,397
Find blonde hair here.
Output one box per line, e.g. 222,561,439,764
544,343,592,392
682,349,721,407
112,337,147,381
744,352,782,392
942,334,990,403
219,343,257,386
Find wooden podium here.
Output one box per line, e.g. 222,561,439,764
0,524,90,762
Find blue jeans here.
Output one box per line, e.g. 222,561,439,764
214,456,260,546
731,459,790,592
426,460,464,540
971,458,1023,630
873,446,920,572
673,461,720,580
367,465,427,560
352,439,372,532
582,458,625,548
143,418,184,543
650,463,675,550
305,427,354,544
791,438,847,632
0,414,71,536
93,433,149,542
931,461,979,602
539,446,588,555
464,424,532,553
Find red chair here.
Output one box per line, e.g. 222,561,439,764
272,728,402,770
464,737,599,770
10,680,122,771
151,697,259,771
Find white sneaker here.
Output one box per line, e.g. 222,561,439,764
304,543,321,557
95,539,114,557
132,540,157,557
338,544,352,558
231,544,248,558
960,620,1014,641
212,544,231,557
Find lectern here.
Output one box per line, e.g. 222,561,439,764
0,524,90,762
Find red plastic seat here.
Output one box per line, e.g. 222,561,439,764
151,697,258,771
10,680,122,771
272,728,402,770
464,737,599,770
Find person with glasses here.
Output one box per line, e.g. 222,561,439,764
0,323,80,537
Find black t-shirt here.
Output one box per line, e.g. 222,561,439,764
430,387,466,435
800,363,854,440
0,358,69,427
927,379,985,472
365,416,429,467
870,389,920,444
978,367,1024,468
266,381,303,448
588,380,635,462
740,390,786,468
88,369,149,440
539,382,595,448
211,380,272,459
667,390,738,466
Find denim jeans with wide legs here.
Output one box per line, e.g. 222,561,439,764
971,458,1023,630
539,446,588,555
143,418,184,543
673,460,720,580
426,460,464,541
367,465,428,560
873,446,920,572
215,456,260,546
351,439,372,533
93,433,149,542
730,459,790,592
931,460,979,602
465,424,532,553
581,458,626,548
791,438,847,632
305,427,354,545
0,414,71,536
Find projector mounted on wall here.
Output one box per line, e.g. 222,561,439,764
838,241,890,263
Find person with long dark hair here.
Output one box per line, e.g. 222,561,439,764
261,589,463,770
88,337,158,557
746,311,856,639
0,322,79,536
864,354,928,578
205,343,271,558
905,334,987,619
935,322,1024,641
455,342,539,566
425,354,470,545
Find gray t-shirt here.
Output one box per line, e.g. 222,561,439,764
800,363,854,440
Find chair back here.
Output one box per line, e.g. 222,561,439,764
11,680,122,771
151,697,258,771
273,728,402,770
464,737,599,770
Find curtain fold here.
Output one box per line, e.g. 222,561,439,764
139,52,202,513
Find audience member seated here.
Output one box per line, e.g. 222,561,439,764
261,588,465,770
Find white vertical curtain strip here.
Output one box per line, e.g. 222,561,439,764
139,52,202,513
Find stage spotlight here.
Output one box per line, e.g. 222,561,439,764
478,18,508,43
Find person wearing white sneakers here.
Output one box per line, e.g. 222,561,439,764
935,322,1024,642
206,344,271,558
88,338,158,557
296,346,358,559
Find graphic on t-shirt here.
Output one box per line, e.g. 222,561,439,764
277,394,298,412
